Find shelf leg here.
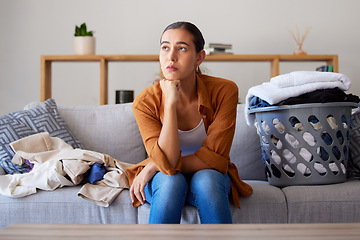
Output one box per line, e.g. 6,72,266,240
40,57,52,102
100,58,108,105
327,55,338,72
270,58,280,77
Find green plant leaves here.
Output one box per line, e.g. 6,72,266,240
74,23,93,37
75,26,80,36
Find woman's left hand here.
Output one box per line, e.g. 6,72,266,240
129,162,158,205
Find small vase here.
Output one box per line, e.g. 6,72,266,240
293,45,307,55
74,36,96,55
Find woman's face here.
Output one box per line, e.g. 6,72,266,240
160,28,203,81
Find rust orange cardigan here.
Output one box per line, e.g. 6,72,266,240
126,74,253,208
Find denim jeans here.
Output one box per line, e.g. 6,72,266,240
144,169,232,224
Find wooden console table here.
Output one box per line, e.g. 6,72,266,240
40,54,338,105
1,223,359,240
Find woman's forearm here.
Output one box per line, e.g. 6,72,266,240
181,154,211,173
158,103,181,169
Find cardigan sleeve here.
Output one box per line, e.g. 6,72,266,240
194,80,238,174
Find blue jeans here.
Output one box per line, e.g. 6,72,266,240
144,169,232,224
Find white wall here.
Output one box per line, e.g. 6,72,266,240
1,0,360,115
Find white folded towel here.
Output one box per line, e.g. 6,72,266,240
245,71,351,126
270,71,351,89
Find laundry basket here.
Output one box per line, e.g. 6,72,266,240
249,102,357,187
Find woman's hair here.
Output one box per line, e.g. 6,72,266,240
157,21,205,81
161,21,205,53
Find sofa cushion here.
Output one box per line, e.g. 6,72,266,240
58,103,146,165
0,186,138,228
283,180,360,223
0,166,5,175
232,180,287,223
230,104,266,181
0,99,84,174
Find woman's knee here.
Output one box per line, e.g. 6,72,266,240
190,169,230,195
152,172,188,197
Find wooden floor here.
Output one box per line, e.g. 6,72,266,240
1,223,360,240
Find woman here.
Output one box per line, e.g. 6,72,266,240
126,21,253,224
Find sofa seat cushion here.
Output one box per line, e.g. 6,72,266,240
283,180,360,223
58,103,146,165
232,180,287,223
230,105,265,181
138,180,287,224
0,186,137,228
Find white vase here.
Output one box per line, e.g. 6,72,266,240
74,36,96,55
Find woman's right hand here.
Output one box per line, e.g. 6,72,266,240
160,79,180,106
129,162,158,205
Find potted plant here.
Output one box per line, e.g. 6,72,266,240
74,23,95,55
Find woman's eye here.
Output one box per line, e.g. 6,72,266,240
179,47,186,52
162,46,169,51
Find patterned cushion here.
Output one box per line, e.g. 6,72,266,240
0,99,84,174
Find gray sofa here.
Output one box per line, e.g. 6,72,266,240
0,102,359,228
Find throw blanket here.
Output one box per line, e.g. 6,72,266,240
0,132,133,207
245,71,352,125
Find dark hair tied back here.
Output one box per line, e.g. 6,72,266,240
162,21,205,53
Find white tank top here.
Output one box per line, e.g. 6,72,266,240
178,119,207,157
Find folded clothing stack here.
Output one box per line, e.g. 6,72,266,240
245,71,359,126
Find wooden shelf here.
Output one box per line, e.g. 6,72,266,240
40,54,338,105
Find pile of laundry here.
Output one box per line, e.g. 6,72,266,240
0,132,133,207
245,71,360,126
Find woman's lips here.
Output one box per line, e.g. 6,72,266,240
166,65,178,71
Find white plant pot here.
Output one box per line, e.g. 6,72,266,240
74,36,96,55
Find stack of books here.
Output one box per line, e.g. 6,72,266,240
205,43,233,55
316,65,334,72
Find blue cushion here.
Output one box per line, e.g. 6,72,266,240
0,99,84,174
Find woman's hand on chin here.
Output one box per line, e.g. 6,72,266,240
160,79,180,106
